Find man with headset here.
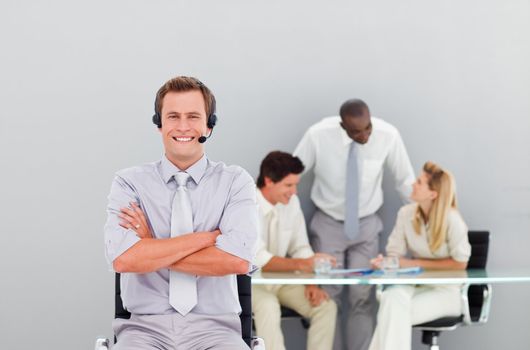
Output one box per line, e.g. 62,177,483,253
294,99,415,350
104,76,258,349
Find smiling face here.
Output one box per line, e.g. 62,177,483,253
159,90,210,169
264,173,300,205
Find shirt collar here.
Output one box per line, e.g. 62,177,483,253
339,121,353,147
256,188,275,216
339,120,368,148
160,154,208,185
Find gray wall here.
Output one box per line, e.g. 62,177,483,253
1,1,529,349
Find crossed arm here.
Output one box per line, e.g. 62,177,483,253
113,203,249,276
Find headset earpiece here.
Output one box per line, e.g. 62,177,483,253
152,112,162,128
152,95,162,128
207,114,217,129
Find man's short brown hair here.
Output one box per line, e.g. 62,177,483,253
257,151,305,188
154,76,216,119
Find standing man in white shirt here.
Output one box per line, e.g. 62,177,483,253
293,99,415,350
252,151,337,350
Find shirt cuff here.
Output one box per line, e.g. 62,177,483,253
215,234,256,268
291,248,314,260
254,250,274,268
247,263,259,276
105,229,141,268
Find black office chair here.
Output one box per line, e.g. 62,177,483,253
413,230,492,350
280,306,311,329
95,274,265,349
237,274,258,347
250,304,310,335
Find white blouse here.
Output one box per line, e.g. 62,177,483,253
386,203,471,263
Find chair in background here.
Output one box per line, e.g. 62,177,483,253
95,274,265,349
280,306,311,329
413,230,492,350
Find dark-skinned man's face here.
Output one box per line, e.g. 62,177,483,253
340,109,372,144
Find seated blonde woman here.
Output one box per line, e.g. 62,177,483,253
368,161,471,350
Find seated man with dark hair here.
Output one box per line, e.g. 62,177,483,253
252,151,337,350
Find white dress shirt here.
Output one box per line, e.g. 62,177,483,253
294,116,415,221
386,203,471,262
254,189,314,268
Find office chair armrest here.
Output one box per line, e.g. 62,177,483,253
376,284,384,301
94,337,110,350
461,283,492,325
461,284,471,324
476,284,493,324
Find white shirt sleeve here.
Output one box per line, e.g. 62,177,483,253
385,130,415,204
385,207,409,257
104,174,142,268
216,170,259,265
286,196,314,259
254,236,274,268
293,128,316,175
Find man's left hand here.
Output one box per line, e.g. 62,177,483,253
119,202,153,239
304,285,329,307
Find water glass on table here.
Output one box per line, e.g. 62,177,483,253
313,256,333,275
381,256,399,275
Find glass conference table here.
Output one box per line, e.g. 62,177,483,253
251,268,530,285
251,268,530,343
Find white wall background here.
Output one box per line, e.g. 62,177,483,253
1,1,529,349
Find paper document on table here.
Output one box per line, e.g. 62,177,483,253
373,266,424,275
327,267,423,276
396,266,423,274
328,268,374,275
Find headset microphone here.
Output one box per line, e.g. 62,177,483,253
198,128,214,143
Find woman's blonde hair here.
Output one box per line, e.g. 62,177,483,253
413,161,457,252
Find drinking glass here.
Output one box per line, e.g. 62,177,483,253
381,256,399,275
313,256,333,275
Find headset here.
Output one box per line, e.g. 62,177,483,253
151,77,218,143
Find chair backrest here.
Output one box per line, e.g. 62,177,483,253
237,274,252,346
466,230,490,322
115,273,130,320
114,273,252,346
466,231,490,269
